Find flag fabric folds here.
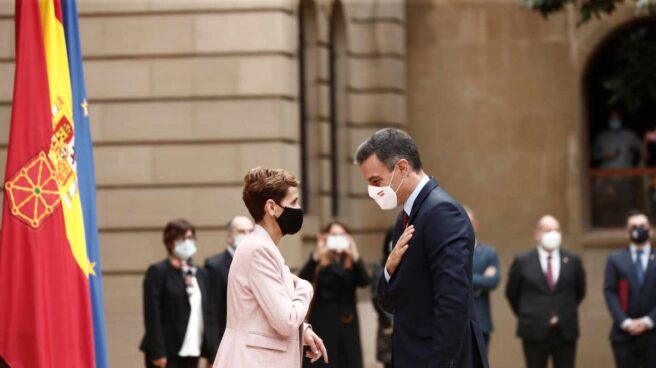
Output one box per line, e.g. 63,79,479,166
62,0,109,366
0,0,105,366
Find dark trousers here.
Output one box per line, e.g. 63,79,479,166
483,333,490,356
522,328,577,368
145,356,199,368
612,341,656,368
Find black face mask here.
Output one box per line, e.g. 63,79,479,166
275,204,304,236
630,226,650,244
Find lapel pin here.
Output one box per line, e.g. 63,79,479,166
563,257,569,264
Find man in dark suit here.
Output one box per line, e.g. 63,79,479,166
355,128,488,368
204,216,253,349
506,215,586,368
465,206,500,352
604,211,656,368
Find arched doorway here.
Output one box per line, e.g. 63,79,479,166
585,17,656,227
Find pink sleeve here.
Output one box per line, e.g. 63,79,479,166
249,245,314,337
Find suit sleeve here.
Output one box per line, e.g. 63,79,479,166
505,257,522,316
204,260,227,348
371,264,393,327
249,245,314,337
604,256,628,326
197,269,219,361
472,249,500,291
376,269,395,314
576,257,587,305
142,265,166,360
424,202,473,366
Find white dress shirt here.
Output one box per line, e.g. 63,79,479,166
630,243,651,271
537,246,560,286
621,244,654,330
178,276,204,357
384,175,430,282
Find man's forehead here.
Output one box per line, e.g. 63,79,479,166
629,215,649,225
360,155,389,180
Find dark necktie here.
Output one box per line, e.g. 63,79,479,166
402,211,409,229
546,254,555,291
635,249,645,286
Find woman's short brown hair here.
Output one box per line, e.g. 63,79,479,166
242,167,299,222
163,219,196,252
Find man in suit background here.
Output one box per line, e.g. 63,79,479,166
465,206,500,352
355,128,488,368
204,216,253,349
506,215,586,368
604,211,656,368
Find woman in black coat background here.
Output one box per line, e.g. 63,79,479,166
299,221,370,368
140,219,218,368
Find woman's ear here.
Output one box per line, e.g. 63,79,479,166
265,199,277,218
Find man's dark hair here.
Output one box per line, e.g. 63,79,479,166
354,128,422,171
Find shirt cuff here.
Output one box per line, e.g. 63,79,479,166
642,317,654,329
621,319,632,330
384,267,391,282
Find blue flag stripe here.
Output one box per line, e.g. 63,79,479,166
61,1,109,367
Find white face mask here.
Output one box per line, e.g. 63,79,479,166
368,166,405,210
174,239,197,261
541,231,562,251
232,234,246,248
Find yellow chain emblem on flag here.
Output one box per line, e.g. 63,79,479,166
5,152,61,228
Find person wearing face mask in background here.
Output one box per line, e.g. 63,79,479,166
213,167,328,368
506,215,586,368
140,219,218,368
298,221,370,368
592,111,646,226
465,206,501,353
604,211,656,368
593,111,644,169
204,216,254,353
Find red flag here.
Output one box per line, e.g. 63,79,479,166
0,1,94,366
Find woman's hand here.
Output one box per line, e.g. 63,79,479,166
313,234,333,266
151,357,167,367
344,235,360,262
303,327,329,364
385,225,414,276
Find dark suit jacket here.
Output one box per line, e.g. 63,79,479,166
604,247,656,344
140,259,218,361
505,249,586,342
377,178,488,368
204,249,233,348
472,243,500,334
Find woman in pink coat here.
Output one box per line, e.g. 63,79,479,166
213,167,328,368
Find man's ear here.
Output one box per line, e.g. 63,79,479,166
398,159,410,176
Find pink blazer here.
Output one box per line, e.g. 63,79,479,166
213,225,313,368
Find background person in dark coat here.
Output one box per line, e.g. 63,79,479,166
604,211,656,368
465,206,501,352
372,227,394,368
204,215,253,349
506,215,586,368
298,221,370,368
356,128,489,368
140,219,218,368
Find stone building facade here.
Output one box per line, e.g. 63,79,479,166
0,0,649,367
